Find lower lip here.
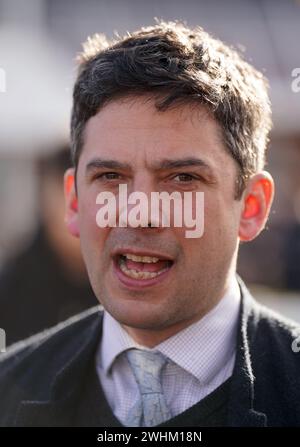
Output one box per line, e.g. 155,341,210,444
112,257,174,289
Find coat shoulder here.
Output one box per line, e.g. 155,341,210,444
250,297,300,346
0,305,103,420
245,294,300,391
239,279,300,351
0,305,102,368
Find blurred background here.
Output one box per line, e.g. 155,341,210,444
0,0,300,345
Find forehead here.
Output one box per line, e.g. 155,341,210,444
79,96,230,170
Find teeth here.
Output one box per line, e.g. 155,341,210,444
119,256,169,280
123,253,160,263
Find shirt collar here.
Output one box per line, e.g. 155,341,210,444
97,275,240,384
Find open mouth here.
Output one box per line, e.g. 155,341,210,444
113,252,174,286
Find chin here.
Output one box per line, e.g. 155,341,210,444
110,303,169,329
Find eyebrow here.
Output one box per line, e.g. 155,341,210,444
151,157,213,171
85,156,216,177
86,159,132,174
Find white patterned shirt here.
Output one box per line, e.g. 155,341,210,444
95,276,241,424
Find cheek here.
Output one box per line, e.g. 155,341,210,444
78,192,109,252
79,189,99,230
197,195,238,254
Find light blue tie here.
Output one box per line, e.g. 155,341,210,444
124,349,171,427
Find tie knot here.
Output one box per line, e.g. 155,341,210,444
126,349,168,395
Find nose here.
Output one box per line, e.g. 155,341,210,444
118,173,165,230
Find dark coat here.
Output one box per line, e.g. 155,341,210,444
0,278,300,427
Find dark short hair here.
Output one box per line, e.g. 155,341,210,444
71,20,272,198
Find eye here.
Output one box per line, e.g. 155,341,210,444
173,173,197,182
96,172,121,180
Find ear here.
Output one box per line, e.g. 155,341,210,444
239,171,274,242
64,168,80,238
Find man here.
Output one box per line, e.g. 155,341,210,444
0,20,300,427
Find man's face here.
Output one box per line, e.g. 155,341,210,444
73,96,244,342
